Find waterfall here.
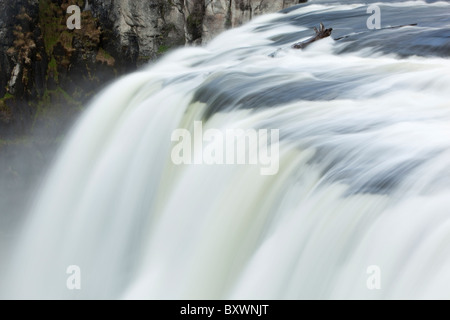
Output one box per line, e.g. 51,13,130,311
2,0,450,299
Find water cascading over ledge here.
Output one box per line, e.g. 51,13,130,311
2,0,450,299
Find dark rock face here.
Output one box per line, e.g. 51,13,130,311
0,0,302,137
0,0,44,136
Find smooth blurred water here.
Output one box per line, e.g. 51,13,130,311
2,0,450,299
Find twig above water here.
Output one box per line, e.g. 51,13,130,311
292,23,333,49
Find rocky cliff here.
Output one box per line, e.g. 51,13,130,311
0,0,304,137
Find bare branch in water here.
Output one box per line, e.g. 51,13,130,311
292,23,333,49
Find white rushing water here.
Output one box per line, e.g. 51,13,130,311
2,1,450,299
